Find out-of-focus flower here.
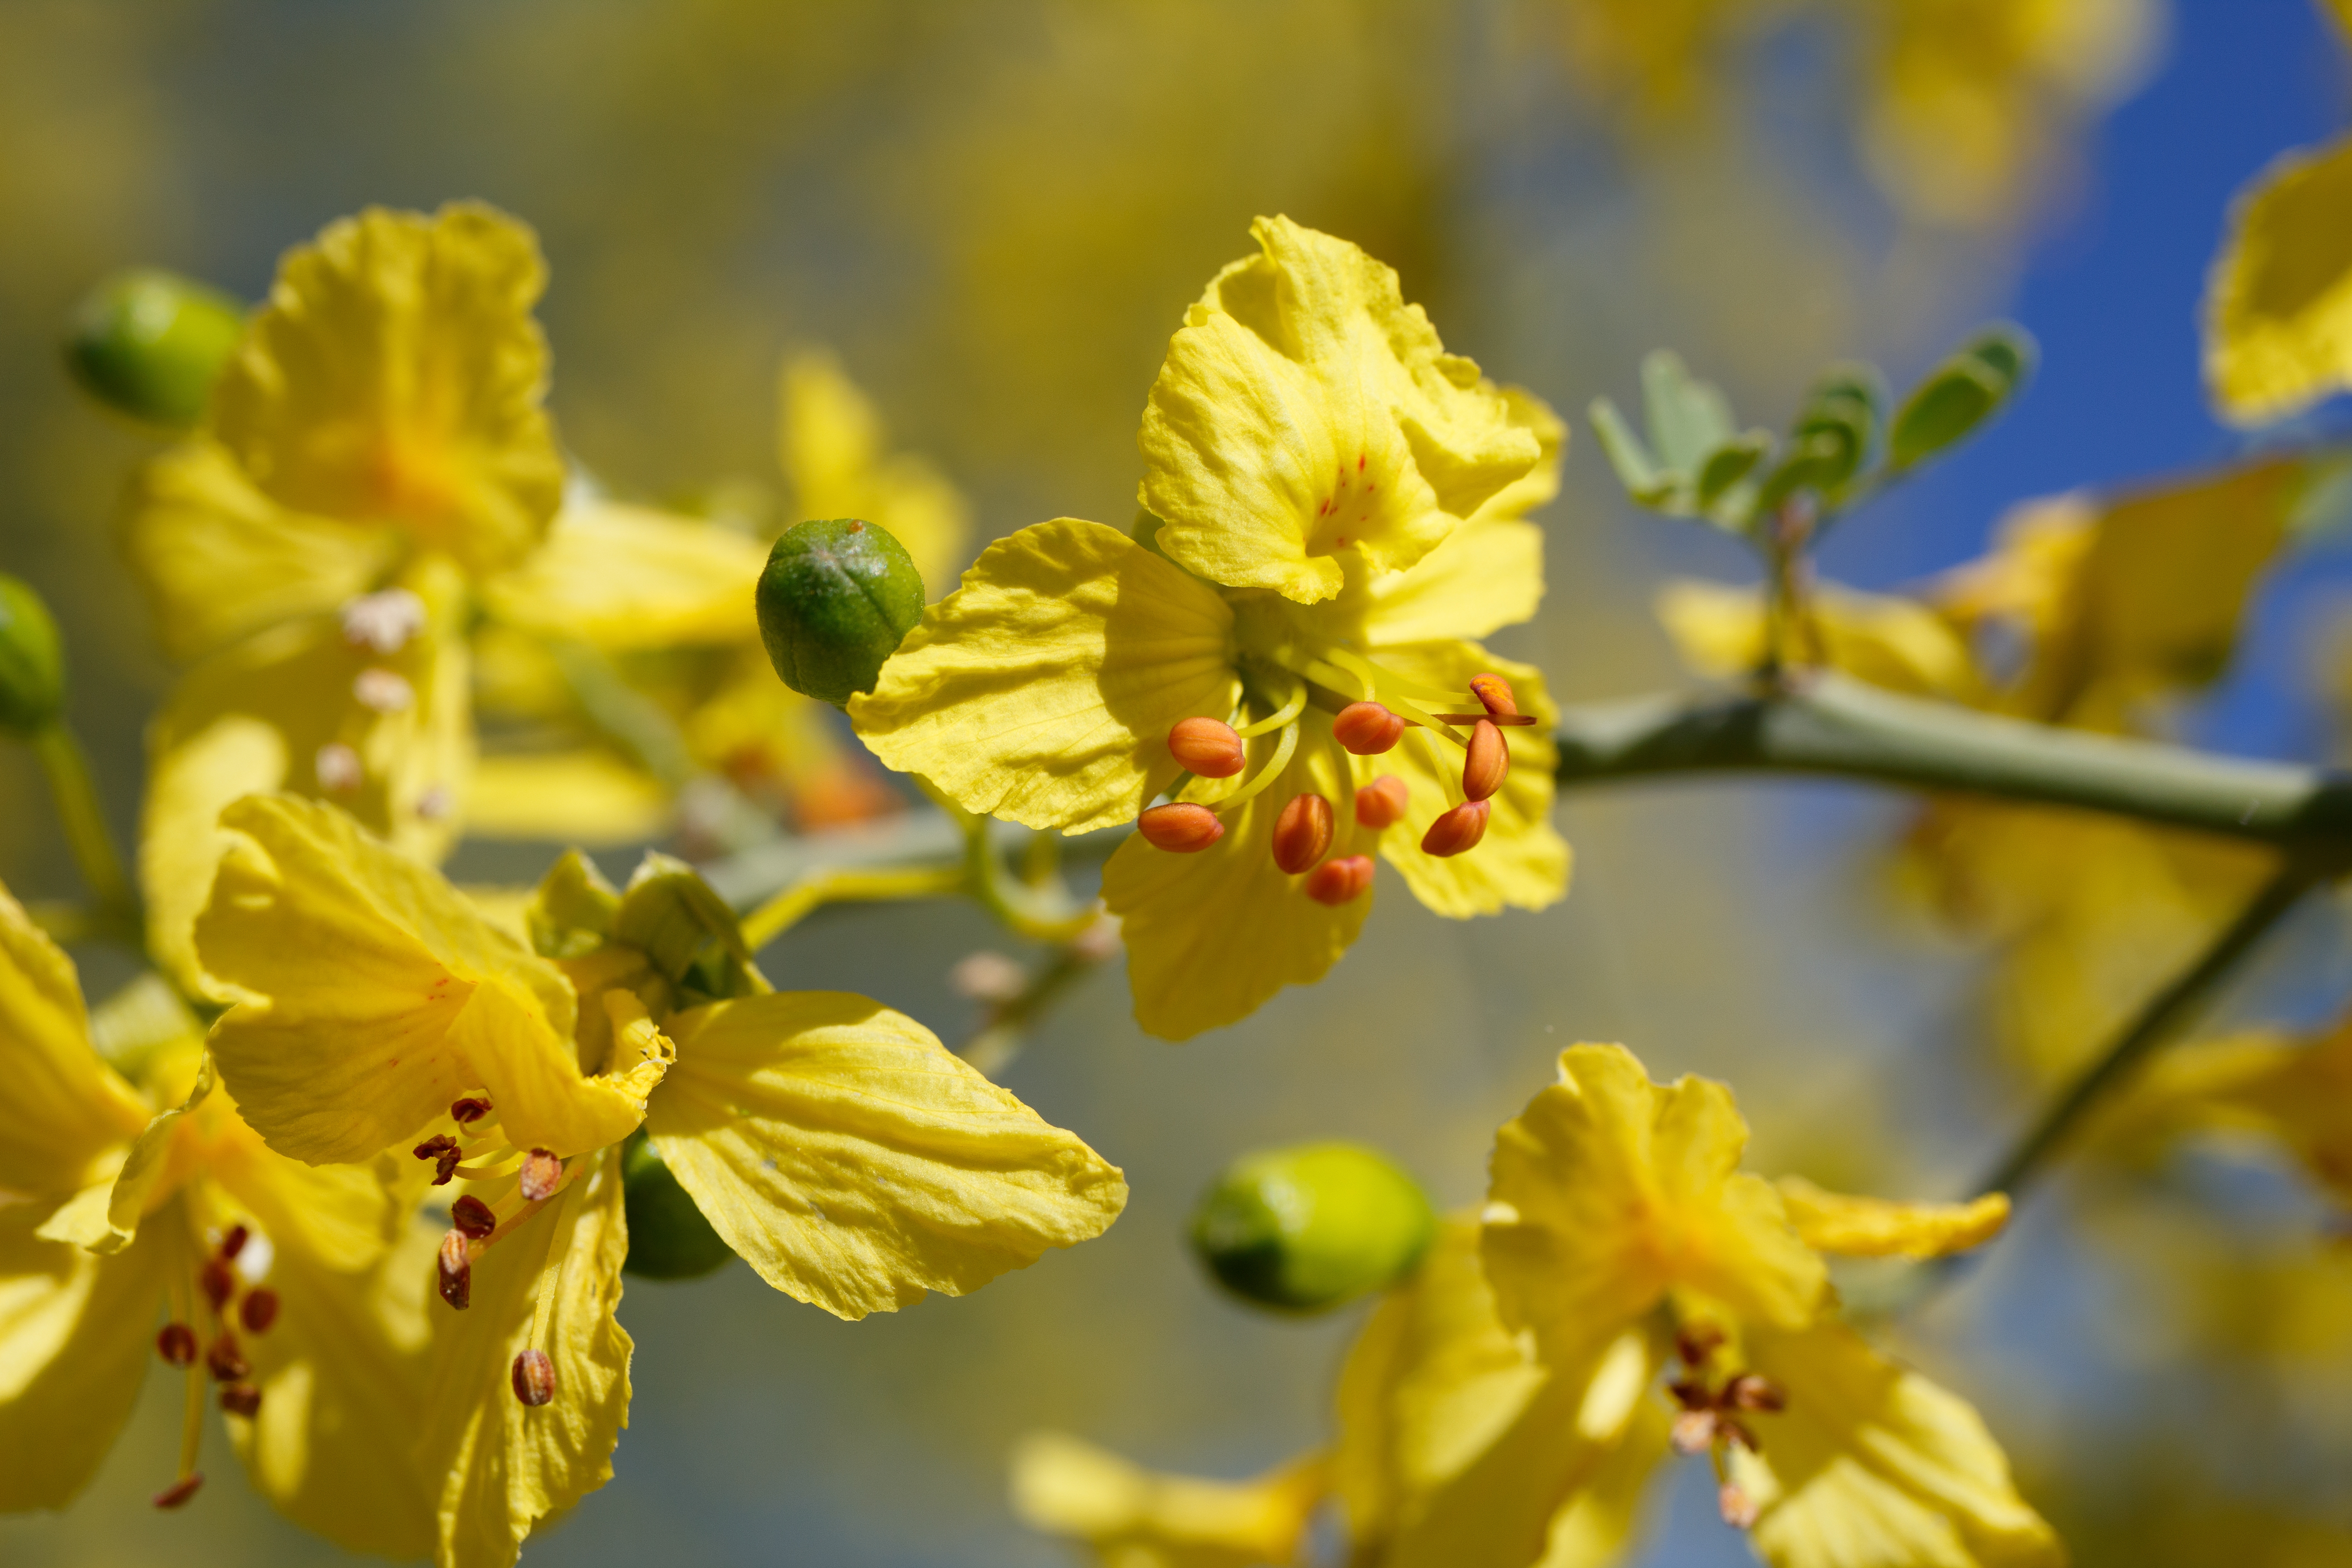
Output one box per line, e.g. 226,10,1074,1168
1009,1431,1325,1568
0,882,431,1549
2113,1016,2352,1206
854,217,1569,1039
194,794,1125,1567
1482,1043,2045,1565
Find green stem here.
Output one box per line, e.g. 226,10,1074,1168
957,808,1100,943
739,862,965,950
30,723,136,921
960,939,1108,1078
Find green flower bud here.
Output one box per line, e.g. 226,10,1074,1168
0,574,65,737
755,518,925,706
620,1132,735,1280
1189,1141,1436,1314
64,269,245,429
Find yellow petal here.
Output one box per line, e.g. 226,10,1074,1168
422,1145,631,1568
0,883,148,1197
197,1086,419,1275
1009,1431,1324,1568
1140,216,1544,603
647,992,1126,1319
1357,644,1568,920
482,500,767,651
122,440,402,662
2121,1016,2352,1208
142,598,472,997
1777,1178,2010,1260
1483,1044,1826,1372
1355,517,1546,648
1730,1319,2065,1568
2206,134,2352,426
779,351,971,593
69,1056,219,1255
1103,711,1370,1040
849,518,1239,833
198,794,657,1165
1655,579,1986,703
464,750,673,846
212,1188,438,1558
212,203,564,573
0,1199,167,1510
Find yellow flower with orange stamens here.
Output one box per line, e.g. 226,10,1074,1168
852,217,1570,1039
193,793,1126,1568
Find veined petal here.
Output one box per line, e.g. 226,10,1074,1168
142,602,472,998
482,500,766,651
198,795,656,1165
1361,645,1568,920
849,519,1239,834
0,884,148,1198
214,1189,438,1558
1484,1045,1826,1373
422,1146,630,1568
123,441,402,662
2205,134,2352,426
1730,1320,2064,1568
212,203,564,573
1141,216,1544,603
1777,1179,2010,1260
647,992,1126,1319
779,351,971,593
1009,1431,1324,1568
0,1198,168,1510
1103,711,1370,1040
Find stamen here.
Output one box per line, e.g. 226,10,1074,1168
438,1230,473,1310
1725,1374,1786,1413
1303,855,1374,906
341,587,427,654
1137,803,1224,853
451,1194,499,1239
1421,799,1490,858
219,1384,262,1418
1671,1409,1719,1455
156,1323,198,1367
1718,1484,1760,1531
1166,717,1246,779
1354,775,1410,830
1210,720,1300,815
451,1096,494,1124
1271,794,1334,875
1426,711,1538,727
414,1134,463,1185
1333,701,1406,755
199,1259,235,1313
1469,672,1519,717
1676,1325,1725,1366
1462,719,1509,802
152,1474,204,1510
205,1333,248,1382
511,1348,557,1407
314,742,363,794
239,1289,279,1335
217,1225,250,1260
1232,674,1308,739
353,668,416,714
518,1150,564,1204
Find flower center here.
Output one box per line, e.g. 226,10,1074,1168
152,1216,281,1509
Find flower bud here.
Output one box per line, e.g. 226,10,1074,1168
511,1348,557,1407
64,270,244,428
1167,716,1246,778
1332,701,1405,755
0,575,65,738
1136,802,1224,853
755,518,926,706
1420,799,1490,858
1270,793,1333,874
621,1132,736,1280
1461,719,1509,802
1303,854,1374,906
1352,775,1409,830
1190,1142,1436,1314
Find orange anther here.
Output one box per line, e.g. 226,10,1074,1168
437,1230,473,1311
1469,672,1519,718
1462,719,1509,802
1354,774,1411,829
1420,799,1490,857
1168,716,1246,778
512,1348,557,1407
1137,802,1225,853
1304,855,1375,905
1333,701,1406,755
1271,793,1334,874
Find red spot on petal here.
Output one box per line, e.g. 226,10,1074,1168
1357,453,1367,470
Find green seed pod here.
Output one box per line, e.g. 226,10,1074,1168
64,269,245,429
1189,1141,1436,1314
755,518,925,706
0,574,65,738
620,1132,735,1280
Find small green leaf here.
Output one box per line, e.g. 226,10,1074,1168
1588,397,1678,508
1752,431,1852,517
1695,431,1771,510
1789,362,1887,497
1888,323,2037,471
1641,350,1737,473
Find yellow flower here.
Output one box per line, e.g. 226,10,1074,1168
1481,1044,2056,1566
125,202,564,992
2116,1015,2352,1207
195,794,1126,1565
854,222,1567,1039
1009,1431,1325,1568
0,884,433,1553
